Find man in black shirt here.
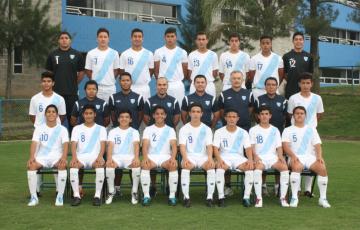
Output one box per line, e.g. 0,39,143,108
46,31,85,133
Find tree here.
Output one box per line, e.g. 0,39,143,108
0,0,60,99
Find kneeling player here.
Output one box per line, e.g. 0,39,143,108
105,109,141,205
282,106,330,208
179,103,215,208
249,106,289,208
141,105,178,206
70,104,107,206
27,104,69,206
213,109,254,207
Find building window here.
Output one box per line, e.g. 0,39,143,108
13,46,23,74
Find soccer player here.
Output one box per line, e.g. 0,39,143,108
249,106,290,208
179,103,215,207
27,104,69,206
219,33,250,91
181,75,219,128
140,105,178,206
69,104,107,206
85,27,120,103
154,27,188,106
188,32,218,97
283,32,313,99
105,109,141,205
213,109,254,207
282,106,331,208
248,35,284,99
119,28,154,101
45,31,85,134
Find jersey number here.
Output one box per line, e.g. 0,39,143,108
39,104,43,112
40,134,48,141
188,136,193,144
81,134,86,142
114,137,121,145
292,134,297,142
256,135,263,144
222,139,228,148
152,134,157,142
193,59,200,67
257,63,263,70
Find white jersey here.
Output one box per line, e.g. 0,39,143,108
108,127,140,156
154,46,187,82
119,47,154,85
179,122,213,157
287,92,324,128
249,125,281,158
213,126,251,158
188,50,218,82
142,124,176,156
219,50,250,88
29,92,66,127
249,52,283,89
282,125,321,156
71,123,107,156
85,47,120,87
32,124,69,158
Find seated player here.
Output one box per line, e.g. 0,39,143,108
69,104,107,206
140,105,178,206
282,106,331,208
179,103,215,208
249,105,290,208
26,104,69,206
213,108,254,208
105,109,141,205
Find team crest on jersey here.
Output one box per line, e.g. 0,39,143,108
304,56,308,61
242,96,246,101
70,54,75,59
130,99,135,104
205,100,210,106
167,102,172,108
277,102,281,107
96,104,100,110
128,57,134,65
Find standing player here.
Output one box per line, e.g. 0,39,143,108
119,28,154,101
105,109,141,205
27,105,69,206
219,33,250,91
188,32,218,97
248,35,284,99
249,106,290,208
213,109,254,207
85,28,120,103
140,105,178,206
282,106,331,208
181,75,219,128
179,103,215,207
69,104,107,206
45,31,85,133
154,27,187,106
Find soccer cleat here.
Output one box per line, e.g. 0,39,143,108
142,197,151,206
255,198,263,208
131,193,138,205
115,188,123,197
242,198,251,207
183,198,191,208
280,198,290,207
93,197,101,206
55,195,64,206
218,198,225,207
206,199,214,207
304,191,315,198
149,186,157,198
71,197,81,206
27,196,39,207
224,186,234,197
168,197,177,206
105,193,115,205
289,198,299,208
318,198,331,208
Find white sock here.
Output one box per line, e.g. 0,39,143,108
106,168,115,194
216,169,225,199
181,169,190,199
141,170,150,198
27,170,38,199
305,176,314,192
115,185,121,192
70,168,80,198
280,171,289,199
317,176,328,200
168,171,178,199
131,167,141,194
206,169,215,200
244,171,254,199
36,174,42,192
253,169,262,200
95,168,105,198
57,170,67,196
54,174,58,192
290,172,301,199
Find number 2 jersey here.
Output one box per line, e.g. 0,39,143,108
71,123,107,156
142,124,176,156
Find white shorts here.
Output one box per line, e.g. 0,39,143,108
132,84,151,101
36,155,61,168
168,81,185,108
259,155,278,170
186,155,208,168
98,85,116,103
148,154,171,167
297,155,316,170
222,155,248,170
112,154,134,169
78,154,98,169
190,81,216,97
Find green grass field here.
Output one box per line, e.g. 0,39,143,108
0,141,359,230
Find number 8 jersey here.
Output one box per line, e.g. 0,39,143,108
71,123,107,156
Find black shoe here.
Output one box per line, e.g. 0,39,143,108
93,197,101,206
183,198,191,208
218,198,225,207
206,199,214,207
149,186,157,198
71,197,81,206
304,191,315,198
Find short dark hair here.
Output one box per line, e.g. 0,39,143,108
152,105,167,115
58,31,71,39
45,104,58,114
265,77,278,86
82,104,96,113
260,35,273,41
224,108,239,117
293,106,306,114
41,71,54,81
84,80,98,90
194,75,207,82
292,31,304,41
258,105,272,114
97,27,109,37
165,27,177,36
119,72,132,80
189,102,203,112
118,109,132,117
228,32,240,41
196,31,207,38
298,72,313,82
131,28,143,36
